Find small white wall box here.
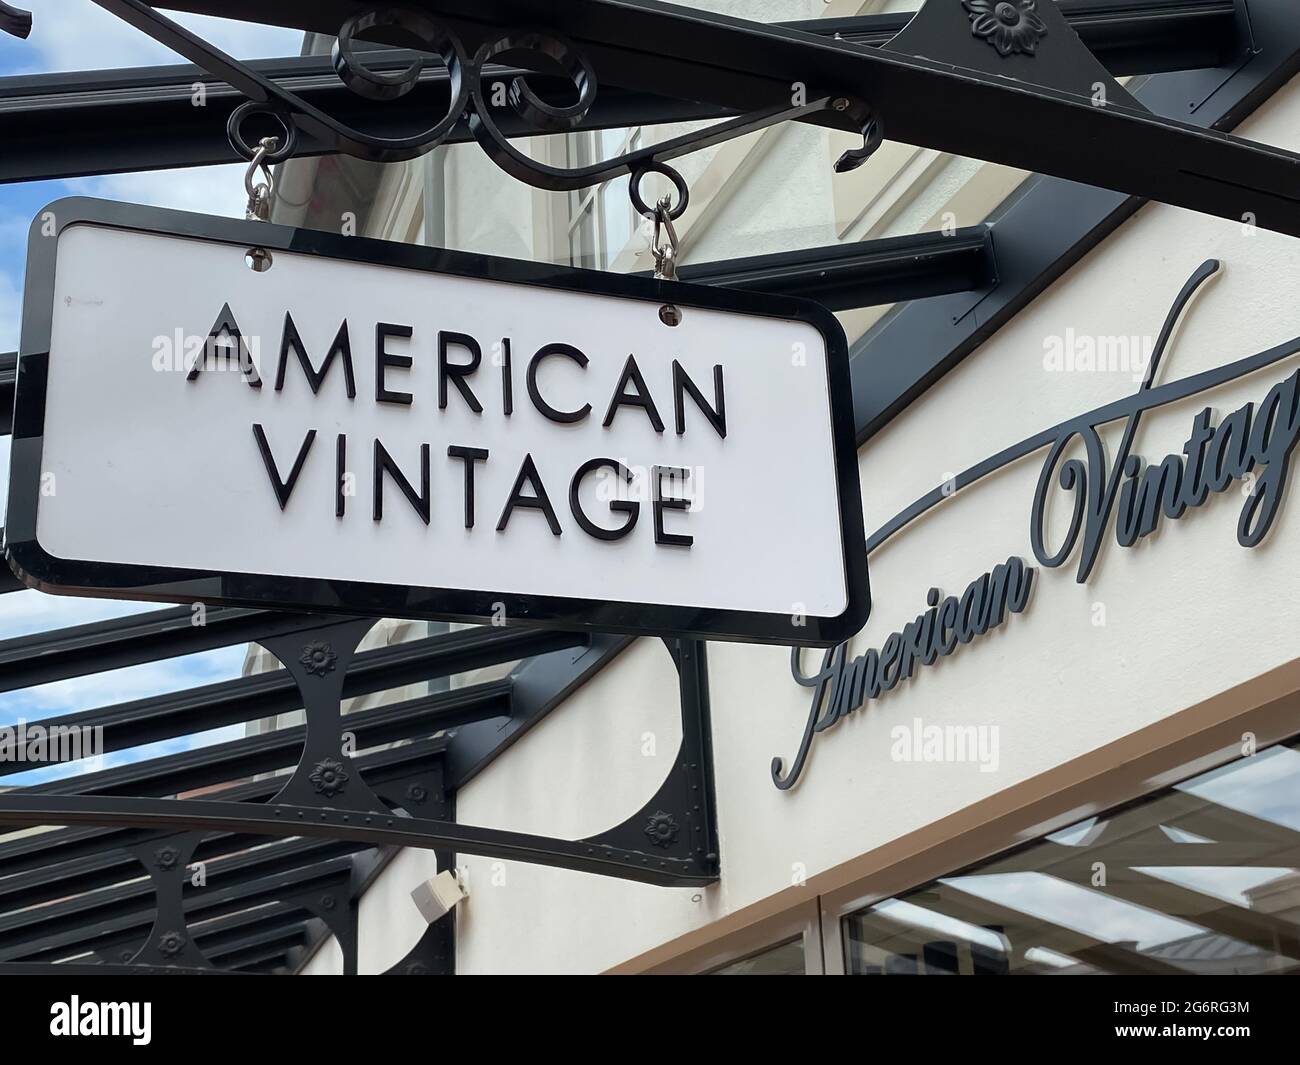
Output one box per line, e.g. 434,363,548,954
410,870,467,924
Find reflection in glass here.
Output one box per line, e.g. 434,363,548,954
844,738,1300,974
710,937,805,975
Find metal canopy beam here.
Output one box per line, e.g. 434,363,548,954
851,0,1300,443
0,623,575,770
660,227,994,312
0,602,324,691
24,681,508,799
140,0,1300,239
0,2,1235,183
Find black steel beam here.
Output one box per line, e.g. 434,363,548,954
21,678,508,797
210,937,304,970
0,624,576,769
75,906,315,966
0,829,361,916
190,904,311,957
0,849,350,956
663,226,994,311
0,2,1235,183
852,0,1300,442
0,602,326,692
0,352,14,438
0,852,353,961
0,736,448,878
797,2,1236,75
138,0,1300,241
0,792,274,880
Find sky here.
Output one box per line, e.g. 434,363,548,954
0,2,302,784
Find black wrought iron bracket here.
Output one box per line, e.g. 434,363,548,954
0,619,719,889
48,0,877,214
0,0,1290,239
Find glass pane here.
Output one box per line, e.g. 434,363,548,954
600,174,634,268
844,738,1300,975
710,937,805,975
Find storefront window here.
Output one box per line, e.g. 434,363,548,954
843,740,1300,975
566,127,642,271
709,937,806,975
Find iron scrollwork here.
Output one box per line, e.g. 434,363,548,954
66,1,880,204
0,2,30,40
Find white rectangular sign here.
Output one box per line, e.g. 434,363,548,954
6,199,868,644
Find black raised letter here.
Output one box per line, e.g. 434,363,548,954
276,313,357,398
570,458,639,541
375,323,413,405
448,445,489,529
438,331,484,413
672,361,726,438
189,303,261,387
253,424,315,510
373,440,430,524
652,465,692,547
335,434,347,518
527,344,591,423
501,338,513,416
497,453,561,535
604,354,665,432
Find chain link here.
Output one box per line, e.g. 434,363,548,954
244,136,279,221
651,195,680,281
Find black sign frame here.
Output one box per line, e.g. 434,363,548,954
5,197,869,646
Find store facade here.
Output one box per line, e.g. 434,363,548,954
1,0,1298,980
279,4,1300,975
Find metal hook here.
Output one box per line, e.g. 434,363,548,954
244,136,278,221
651,196,681,281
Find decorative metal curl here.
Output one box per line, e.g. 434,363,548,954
226,102,298,163
834,112,885,174
0,2,31,40
87,2,879,200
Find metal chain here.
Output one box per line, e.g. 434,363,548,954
651,195,680,281
244,136,279,221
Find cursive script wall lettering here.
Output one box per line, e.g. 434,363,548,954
1030,262,1300,580
774,557,1034,790
779,259,1300,791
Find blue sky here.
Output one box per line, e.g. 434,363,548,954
0,2,302,784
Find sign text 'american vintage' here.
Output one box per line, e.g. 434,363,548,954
4,200,868,645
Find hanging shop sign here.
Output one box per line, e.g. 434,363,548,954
775,259,1300,786
4,198,868,646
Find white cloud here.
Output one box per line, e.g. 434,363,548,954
0,643,246,719
20,1,302,75
0,587,160,640
72,163,248,219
